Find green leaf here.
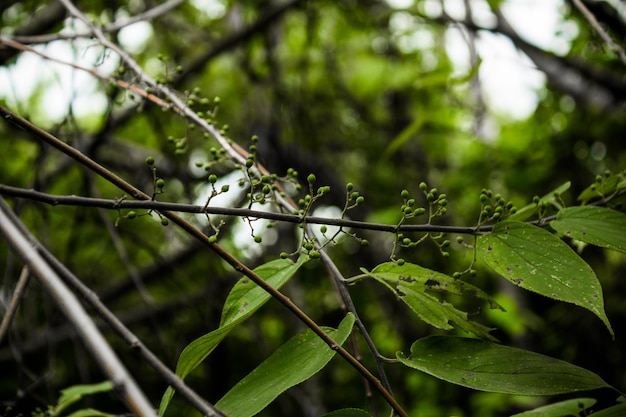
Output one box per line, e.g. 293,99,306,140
322,409,372,417
159,255,307,416
508,181,570,222
54,382,113,416
477,221,613,337
215,313,356,417
361,262,500,341
509,398,596,417
65,409,115,417
397,336,613,395
550,206,626,253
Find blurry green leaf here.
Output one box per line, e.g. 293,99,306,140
384,113,425,158
322,409,371,417
578,173,626,203
362,262,499,340
54,382,113,416
508,182,570,222
65,409,115,417
509,398,596,417
550,206,626,253
215,313,356,417
477,221,613,337
397,336,613,395
159,255,307,416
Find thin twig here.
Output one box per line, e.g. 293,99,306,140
571,0,626,68
0,266,31,345
0,198,157,417
0,103,409,417
0,183,493,234
0,197,227,417
11,0,185,44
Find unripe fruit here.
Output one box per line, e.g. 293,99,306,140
356,196,365,205
397,258,405,266
146,156,155,166
401,189,410,199
254,235,262,243
309,250,320,259
419,182,427,191
221,185,230,192
156,178,165,189
346,183,354,191
208,235,217,243
161,218,169,226
127,211,136,219
320,225,327,234
307,173,316,184
208,174,217,183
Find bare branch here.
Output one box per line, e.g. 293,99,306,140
0,266,31,345
0,197,157,417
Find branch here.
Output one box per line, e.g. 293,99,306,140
0,100,409,417
0,266,31,345
571,0,626,68
11,0,185,44
0,183,491,234
0,197,157,417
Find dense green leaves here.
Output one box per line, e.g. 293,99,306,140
159,256,306,416
215,313,356,417
397,336,613,395
361,262,500,340
477,221,613,337
509,398,596,417
550,206,626,253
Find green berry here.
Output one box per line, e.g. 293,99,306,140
356,196,365,205
146,156,155,166
245,159,254,168
361,239,369,246
208,235,217,243
156,178,165,189
419,182,427,191
254,235,262,243
397,258,405,266
320,225,327,233
307,173,316,184
309,250,320,259
401,189,410,199
280,252,288,259
127,211,136,219
346,183,354,191
161,217,169,226
208,174,218,183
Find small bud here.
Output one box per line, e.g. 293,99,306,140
280,252,289,259
254,235,262,243
401,189,410,199
208,235,217,244
356,196,365,205
161,218,169,226
419,182,427,191
309,250,321,259
127,211,136,219
320,225,327,234
307,173,317,184
346,182,354,191
146,156,155,166
156,178,165,189
221,185,230,192
208,174,217,184
397,258,405,266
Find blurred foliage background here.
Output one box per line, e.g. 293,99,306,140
1,0,626,416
